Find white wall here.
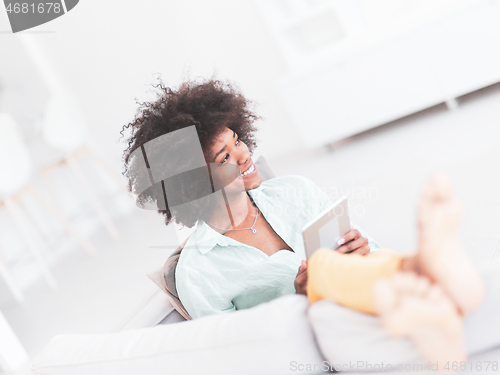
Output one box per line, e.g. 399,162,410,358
1,0,490,165
0,0,305,169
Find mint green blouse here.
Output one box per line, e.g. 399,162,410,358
175,175,381,319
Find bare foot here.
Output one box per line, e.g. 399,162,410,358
374,272,467,372
415,173,485,315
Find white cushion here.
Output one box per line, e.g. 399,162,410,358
31,295,325,375
308,299,424,372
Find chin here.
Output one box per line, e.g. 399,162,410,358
244,173,263,191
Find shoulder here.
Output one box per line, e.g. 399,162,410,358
175,243,227,301
175,227,229,282
252,175,330,222
260,175,327,201
176,241,211,277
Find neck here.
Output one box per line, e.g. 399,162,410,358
208,191,254,232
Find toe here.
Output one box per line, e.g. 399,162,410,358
430,173,453,201
419,173,454,214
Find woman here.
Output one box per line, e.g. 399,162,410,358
121,78,378,319
122,78,488,368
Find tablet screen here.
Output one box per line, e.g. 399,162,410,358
318,216,340,250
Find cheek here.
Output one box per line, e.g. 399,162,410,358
209,163,240,189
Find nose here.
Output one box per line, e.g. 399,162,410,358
235,147,249,166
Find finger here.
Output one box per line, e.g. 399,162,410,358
295,273,307,288
337,236,369,254
350,245,370,256
297,262,307,274
344,237,369,253
336,229,361,247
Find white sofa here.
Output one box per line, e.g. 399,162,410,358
30,256,500,375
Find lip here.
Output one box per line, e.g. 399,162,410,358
240,163,257,178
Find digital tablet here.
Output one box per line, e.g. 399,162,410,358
302,196,351,259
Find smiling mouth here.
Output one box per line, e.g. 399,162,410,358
240,163,256,177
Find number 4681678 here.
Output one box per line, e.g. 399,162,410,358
5,3,62,14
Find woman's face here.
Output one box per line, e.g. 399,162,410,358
207,127,262,191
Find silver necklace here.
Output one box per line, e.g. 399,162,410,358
208,206,260,234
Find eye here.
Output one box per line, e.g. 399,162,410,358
219,136,240,164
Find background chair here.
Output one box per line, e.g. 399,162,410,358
0,113,98,297
40,94,124,242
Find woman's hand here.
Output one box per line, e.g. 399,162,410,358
294,260,308,296
336,229,370,256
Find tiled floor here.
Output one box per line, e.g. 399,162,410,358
2,83,500,373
